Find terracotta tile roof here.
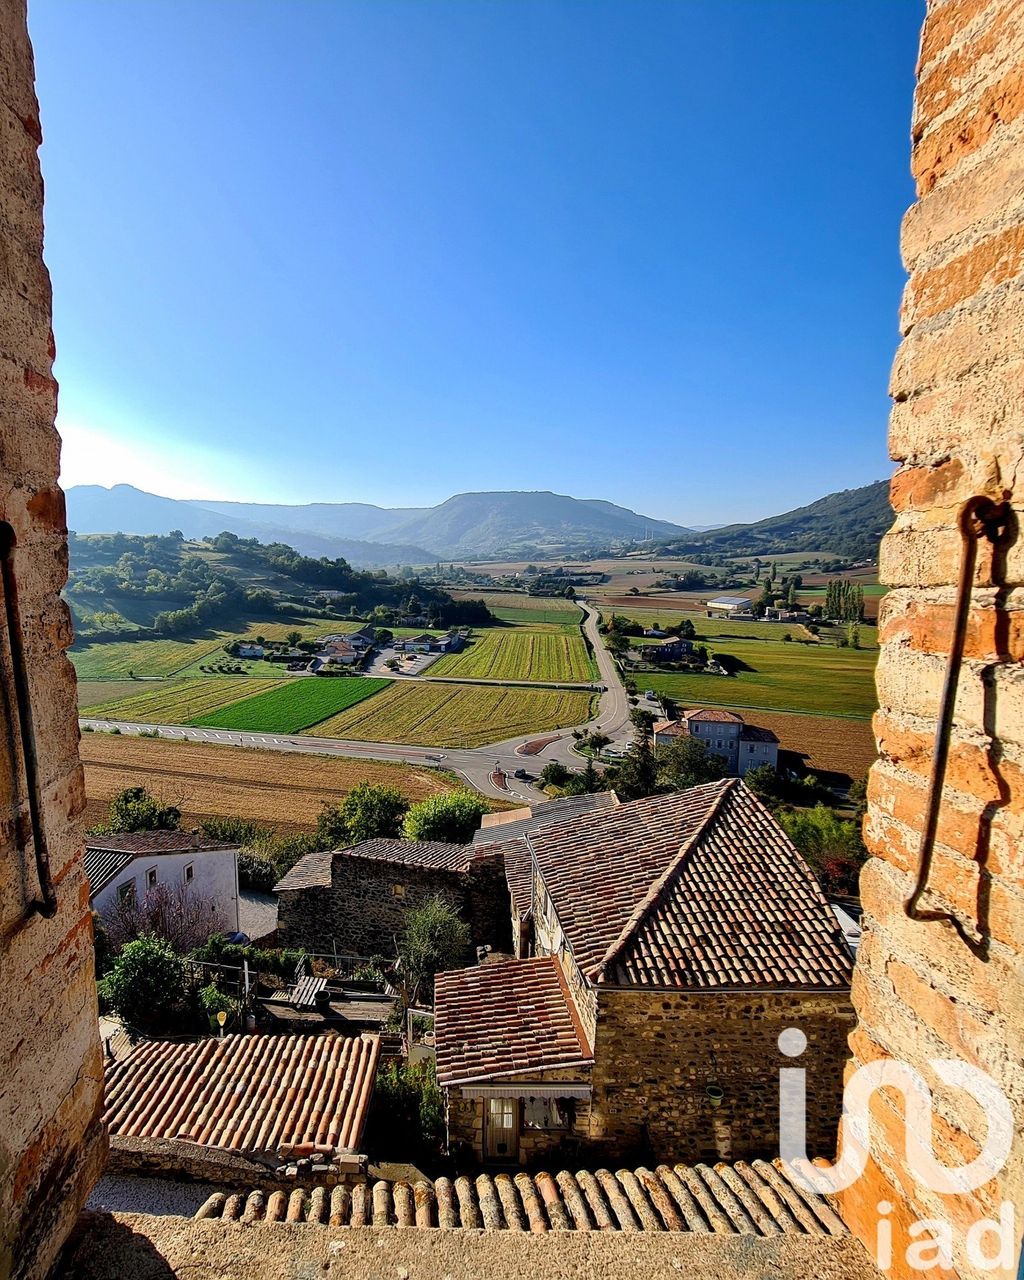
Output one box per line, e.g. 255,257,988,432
472,791,618,846
197,1158,848,1234
338,838,476,871
85,831,235,854
529,780,853,991
274,839,478,893
501,839,533,920
104,1033,380,1155
434,956,593,1086
274,849,333,892
682,709,744,723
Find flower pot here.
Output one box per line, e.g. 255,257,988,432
705,1083,724,1108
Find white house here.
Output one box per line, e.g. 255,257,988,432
653,708,779,776
84,831,241,936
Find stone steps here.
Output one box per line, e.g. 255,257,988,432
195,1158,845,1234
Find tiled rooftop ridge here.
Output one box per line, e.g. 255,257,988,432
194,1158,847,1234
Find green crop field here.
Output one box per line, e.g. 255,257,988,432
85,678,284,723
489,606,583,626
428,629,596,683
188,677,391,733
309,682,595,748
70,619,355,680
638,639,878,718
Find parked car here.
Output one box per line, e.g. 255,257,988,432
644,690,656,700
513,768,529,780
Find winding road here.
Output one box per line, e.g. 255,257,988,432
80,604,634,805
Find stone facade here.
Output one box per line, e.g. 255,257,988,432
278,852,510,959
0,6,106,1277
589,989,853,1163
446,1064,595,1167
838,4,1024,1277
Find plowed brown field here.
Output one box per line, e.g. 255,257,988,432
80,734,461,833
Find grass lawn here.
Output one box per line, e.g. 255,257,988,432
638,639,878,718
85,678,284,723
428,628,596,683
188,677,392,733
608,609,817,644
309,682,595,748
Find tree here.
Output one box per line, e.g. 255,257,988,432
606,734,659,801
99,935,185,1036
630,708,655,738
106,882,218,954
563,585,577,600
778,804,866,896
539,761,571,789
92,786,180,834
743,763,787,809
394,896,471,1007
657,735,728,792
404,791,488,843
286,630,302,647
320,782,409,845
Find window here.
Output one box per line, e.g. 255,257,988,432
485,1097,519,1160
391,883,406,898
118,881,136,907
145,866,158,890
747,744,756,754
183,862,195,885
523,1097,573,1131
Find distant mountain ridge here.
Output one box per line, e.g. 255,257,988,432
66,485,691,562
668,480,889,561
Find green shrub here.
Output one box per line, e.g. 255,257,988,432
99,935,185,1035
403,791,487,843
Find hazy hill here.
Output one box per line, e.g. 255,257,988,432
668,480,889,560
65,485,436,567
383,491,691,556
66,485,690,561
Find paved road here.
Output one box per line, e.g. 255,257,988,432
79,605,633,806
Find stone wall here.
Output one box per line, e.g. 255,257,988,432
278,853,510,959
446,1065,595,1166
838,3,1024,1276
0,6,106,1277
589,989,853,1163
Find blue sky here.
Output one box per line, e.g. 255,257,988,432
30,1,921,525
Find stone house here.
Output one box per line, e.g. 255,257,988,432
653,709,779,776
274,839,512,959
274,793,618,962
636,636,693,663
435,780,854,1166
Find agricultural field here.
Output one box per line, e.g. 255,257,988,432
79,733,463,834
609,608,816,644
85,678,283,724
680,708,877,784
70,618,353,680
309,682,595,748
188,677,391,733
427,628,596,683
640,639,878,719
77,679,141,708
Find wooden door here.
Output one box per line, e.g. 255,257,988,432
484,1097,519,1161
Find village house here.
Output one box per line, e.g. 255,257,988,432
346,624,377,652
236,642,265,659
84,830,241,937
274,793,617,962
635,635,693,663
435,779,853,1166
652,708,778,776
317,637,358,665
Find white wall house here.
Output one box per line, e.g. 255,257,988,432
85,831,241,936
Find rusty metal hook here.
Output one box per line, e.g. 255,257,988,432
904,495,1011,934
0,521,58,919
